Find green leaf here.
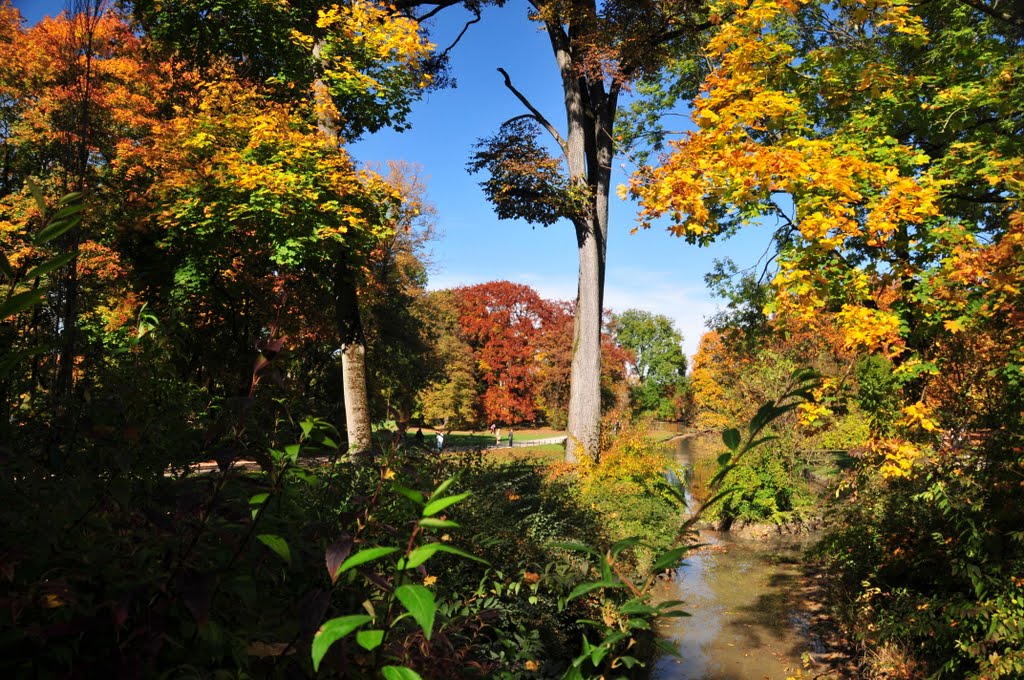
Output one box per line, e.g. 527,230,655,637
49,201,84,224
417,517,460,529
249,493,269,519
743,435,778,453
610,536,642,557
26,178,46,217
394,584,436,641
311,615,372,671
397,543,488,570
722,428,741,451
24,252,75,281
422,491,471,517
336,546,398,574
618,600,659,616
0,252,13,281
381,667,423,680
0,289,46,319
398,543,442,569
355,629,384,651
257,534,291,565
33,218,78,247
57,191,84,206
748,401,779,435
430,474,459,499
702,485,741,510
435,543,488,564
650,546,691,573
566,579,623,603
392,484,425,504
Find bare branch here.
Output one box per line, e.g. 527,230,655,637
437,8,481,58
497,67,569,159
958,0,1024,27
392,0,463,21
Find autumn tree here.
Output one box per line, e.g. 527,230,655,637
451,280,565,425
132,0,436,453
469,0,715,462
0,1,165,453
417,289,482,429
627,0,1022,469
362,162,440,434
629,0,1024,672
142,72,399,397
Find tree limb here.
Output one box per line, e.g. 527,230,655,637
957,0,1024,27
437,8,482,58
497,67,570,159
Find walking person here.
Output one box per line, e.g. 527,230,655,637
507,429,513,448
436,431,444,453
495,427,501,447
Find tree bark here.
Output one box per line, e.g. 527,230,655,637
341,342,373,454
546,15,618,463
335,258,374,455
314,39,374,455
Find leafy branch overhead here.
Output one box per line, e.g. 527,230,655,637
468,118,587,227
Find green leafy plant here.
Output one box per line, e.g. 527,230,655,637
544,369,820,678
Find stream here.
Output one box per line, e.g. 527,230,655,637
648,436,821,680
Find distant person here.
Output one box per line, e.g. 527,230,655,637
436,432,444,452
489,423,496,435
508,429,514,447
495,428,501,447
414,428,424,446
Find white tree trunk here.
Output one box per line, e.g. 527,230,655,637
341,342,373,454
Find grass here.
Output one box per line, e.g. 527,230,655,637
400,426,566,449
646,429,682,444
374,423,687,467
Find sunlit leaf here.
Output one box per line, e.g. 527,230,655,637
394,584,436,640
311,615,371,671
336,546,398,574
356,629,384,650
381,667,423,680
422,491,471,517
257,534,291,565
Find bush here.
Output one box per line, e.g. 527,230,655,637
814,430,1024,678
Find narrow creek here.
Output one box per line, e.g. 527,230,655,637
648,436,820,680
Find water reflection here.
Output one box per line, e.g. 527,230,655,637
648,436,815,680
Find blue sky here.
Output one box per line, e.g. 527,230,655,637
13,0,777,359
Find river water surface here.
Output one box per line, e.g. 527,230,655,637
648,436,819,680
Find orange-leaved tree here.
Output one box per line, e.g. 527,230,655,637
626,0,1022,474
133,0,437,452
0,1,166,450
627,0,1024,674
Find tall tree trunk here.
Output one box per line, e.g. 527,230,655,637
335,260,373,454
547,18,618,463
566,215,605,462
49,0,103,464
315,40,373,455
